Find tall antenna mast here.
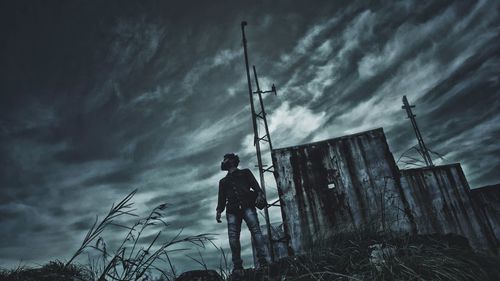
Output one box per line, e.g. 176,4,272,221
241,21,280,262
402,95,434,167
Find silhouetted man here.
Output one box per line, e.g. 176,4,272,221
216,153,269,273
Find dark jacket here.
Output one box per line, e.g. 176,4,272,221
216,168,262,214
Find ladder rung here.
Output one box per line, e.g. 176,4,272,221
263,165,274,173
270,199,280,205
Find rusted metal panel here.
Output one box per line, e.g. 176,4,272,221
471,184,500,251
399,165,498,253
271,127,499,256
271,128,414,255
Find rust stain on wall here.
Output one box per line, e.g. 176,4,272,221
271,128,414,254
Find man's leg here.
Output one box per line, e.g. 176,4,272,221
226,211,243,269
242,208,269,267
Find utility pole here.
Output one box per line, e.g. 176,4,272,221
402,95,434,167
241,21,280,262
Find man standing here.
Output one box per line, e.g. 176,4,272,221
216,153,269,274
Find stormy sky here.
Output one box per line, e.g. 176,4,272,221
1,0,499,274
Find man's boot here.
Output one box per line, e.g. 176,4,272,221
258,259,269,270
231,264,244,277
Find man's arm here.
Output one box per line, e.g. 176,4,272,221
216,181,226,221
245,169,263,193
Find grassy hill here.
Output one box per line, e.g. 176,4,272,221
2,231,499,281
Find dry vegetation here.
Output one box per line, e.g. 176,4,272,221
1,191,499,281
1,190,214,281
262,230,500,281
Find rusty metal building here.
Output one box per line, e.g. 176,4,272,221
471,184,500,246
271,128,414,254
400,165,498,252
270,128,499,255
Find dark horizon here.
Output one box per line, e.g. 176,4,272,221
1,0,499,273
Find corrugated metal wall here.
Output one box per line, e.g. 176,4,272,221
400,165,498,252
271,128,414,255
471,184,500,251
271,128,499,255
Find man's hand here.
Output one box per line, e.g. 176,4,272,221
255,192,267,209
216,211,222,223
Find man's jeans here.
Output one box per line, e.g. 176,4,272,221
226,207,268,269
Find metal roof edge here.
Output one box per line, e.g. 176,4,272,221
271,127,385,153
471,183,500,192
400,163,462,173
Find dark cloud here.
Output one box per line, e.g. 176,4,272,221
0,0,499,274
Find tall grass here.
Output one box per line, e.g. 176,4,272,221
2,188,499,281
64,189,215,281
0,260,92,281
258,228,499,281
